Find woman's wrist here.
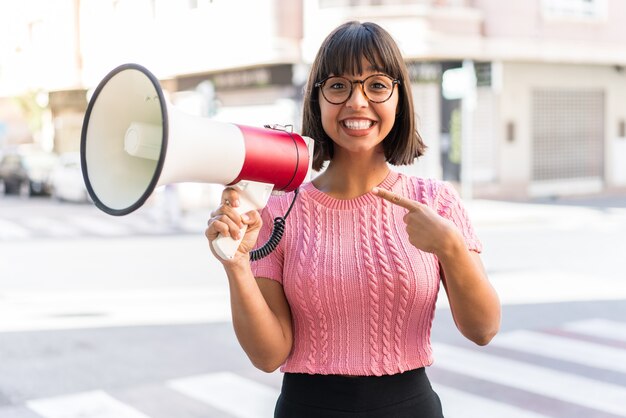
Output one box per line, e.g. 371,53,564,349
223,255,253,278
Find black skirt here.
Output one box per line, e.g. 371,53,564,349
274,368,444,418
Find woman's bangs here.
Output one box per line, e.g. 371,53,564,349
320,28,396,78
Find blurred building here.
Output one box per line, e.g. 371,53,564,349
0,0,625,198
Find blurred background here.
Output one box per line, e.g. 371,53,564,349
1,1,626,418
3,0,626,201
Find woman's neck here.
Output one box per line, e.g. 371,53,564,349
312,156,390,200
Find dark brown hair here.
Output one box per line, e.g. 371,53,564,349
302,21,426,171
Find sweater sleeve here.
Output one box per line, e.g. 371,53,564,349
250,199,285,283
434,181,483,253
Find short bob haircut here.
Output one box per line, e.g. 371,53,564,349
302,21,426,171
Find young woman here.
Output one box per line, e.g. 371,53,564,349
205,21,501,418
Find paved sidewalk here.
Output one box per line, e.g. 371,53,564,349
466,196,626,229
461,196,626,307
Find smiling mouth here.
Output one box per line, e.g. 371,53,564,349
342,119,374,130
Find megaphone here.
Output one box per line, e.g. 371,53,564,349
81,63,313,260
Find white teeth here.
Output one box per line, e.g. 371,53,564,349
343,119,373,130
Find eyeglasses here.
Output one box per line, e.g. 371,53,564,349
314,74,400,105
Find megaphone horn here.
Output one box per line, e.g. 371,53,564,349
81,63,313,260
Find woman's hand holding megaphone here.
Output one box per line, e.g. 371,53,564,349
206,187,263,264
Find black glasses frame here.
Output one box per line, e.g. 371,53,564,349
314,74,401,105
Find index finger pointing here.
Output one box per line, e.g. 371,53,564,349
372,187,419,210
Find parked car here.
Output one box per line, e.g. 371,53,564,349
47,152,90,202
0,147,58,197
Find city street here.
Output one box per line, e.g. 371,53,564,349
1,194,626,417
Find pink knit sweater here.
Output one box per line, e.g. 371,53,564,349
251,171,482,376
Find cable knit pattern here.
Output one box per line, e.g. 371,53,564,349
294,196,317,373
310,204,328,367
371,200,396,374
381,199,411,371
359,204,381,375
251,171,482,376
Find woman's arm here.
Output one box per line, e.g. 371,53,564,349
225,265,293,371
206,188,293,372
437,235,500,345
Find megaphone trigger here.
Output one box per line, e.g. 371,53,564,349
211,180,274,260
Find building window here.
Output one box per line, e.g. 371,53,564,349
542,0,608,21
532,89,604,182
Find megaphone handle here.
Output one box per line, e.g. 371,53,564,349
211,181,273,260
212,223,248,261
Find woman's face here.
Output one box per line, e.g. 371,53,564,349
318,58,399,160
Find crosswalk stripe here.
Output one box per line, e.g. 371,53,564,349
433,384,551,418
168,372,278,418
0,215,188,240
0,218,32,239
71,215,131,236
563,318,626,343
20,216,81,237
119,215,169,235
433,343,626,416
26,390,151,418
490,329,626,373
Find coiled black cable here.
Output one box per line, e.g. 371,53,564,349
250,187,299,261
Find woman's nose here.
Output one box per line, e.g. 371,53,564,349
345,82,369,108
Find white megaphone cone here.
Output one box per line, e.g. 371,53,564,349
81,63,313,260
